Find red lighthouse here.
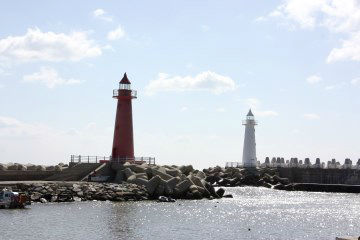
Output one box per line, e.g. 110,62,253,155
111,73,137,162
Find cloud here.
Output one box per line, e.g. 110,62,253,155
201,25,210,32
0,116,53,137
254,16,267,22
269,0,360,63
303,113,320,120
351,77,360,86
0,28,102,63
327,32,360,62
325,85,336,90
145,71,236,95
245,98,261,109
256,110,279,117
324,82,346,90
306,74,322,84
0,115,113,165
93,8,113,22
245,98,279,117
215,107,226,113
107,26,126,40
23,67,82,88
180,106,188,112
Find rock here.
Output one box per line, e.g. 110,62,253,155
166,177,180,190
17,164,27,171
7,164,18,170
191,190,203,199
179,174,187,181
158,196,168,202
189,175,206,189
46,166,55,171
124,164,147,174
40,198,48,203
126,175,137,183
223,194,233,198
216,188,225,198
229,178,240,187
175,179,192,195
179,165,194,175
262,182,272,188
196,171,206,179
55,165,62,172
205,175,221,184
0,164,7,171
114,170,126,183
129,177,149,188
34,186,43,192
218,178,231,186
26,164,37,171
273,183,285,190
31,192,42,201
36,165,46,171
51,195,58,202
273,175,290,185
158,196,176,202
135,173,148,180
124,168,135,179
189,185,198,192
155,183,165,196
147,175,161,195
165,168,181,177
204,182,219,198
151,168,173,180
73,197,82,202
283,184,294,191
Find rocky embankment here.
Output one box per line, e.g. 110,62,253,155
203,166,293,190
117,164,229,200
0,162,67,171
7,182,148,203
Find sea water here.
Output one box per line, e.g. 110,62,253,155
1,187,359,240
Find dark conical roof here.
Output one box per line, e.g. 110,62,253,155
247,109,254,117
120,72,131,84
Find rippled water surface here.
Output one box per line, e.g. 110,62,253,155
1,187,360,240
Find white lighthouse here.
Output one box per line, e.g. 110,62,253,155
242,109,257,168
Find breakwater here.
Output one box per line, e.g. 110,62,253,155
277,168,360,184
111,163,227,200
0,164,228,203
203,166,360,193
1,181,148,203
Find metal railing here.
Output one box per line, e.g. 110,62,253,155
225,162,243,168
70,155,155,165
111,157,156,165
113,89,137,98
225,162,259,168
242,120,258,125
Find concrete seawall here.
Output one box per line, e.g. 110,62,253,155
0,171,57,181
277,168,360,184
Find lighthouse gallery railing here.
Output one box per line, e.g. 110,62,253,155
113,89,137,98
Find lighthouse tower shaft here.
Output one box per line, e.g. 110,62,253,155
112,73,137,161
242,110,257,168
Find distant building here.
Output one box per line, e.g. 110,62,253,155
242,109,257,167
